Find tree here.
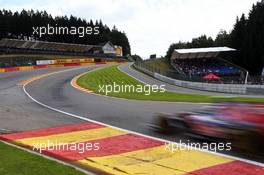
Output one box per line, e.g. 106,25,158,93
230,14,247,52
190,35,214,48
165,1,264,75
165,42,188,60
0,9,131,55
215,30,230,47
165,35,214,60
229,2,264,75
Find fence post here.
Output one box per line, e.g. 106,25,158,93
245,71,249,85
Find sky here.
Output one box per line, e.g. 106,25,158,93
0,0,260,58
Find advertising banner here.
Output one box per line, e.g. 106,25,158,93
36,60,55,65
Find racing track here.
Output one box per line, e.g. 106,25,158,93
0,65,105,132
24,64,203,138
23,63,264,163
1,63,263,165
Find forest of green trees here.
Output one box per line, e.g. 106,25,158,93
166,1,264,75
0,9,131,55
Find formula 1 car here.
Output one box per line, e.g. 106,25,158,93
152,102,264,152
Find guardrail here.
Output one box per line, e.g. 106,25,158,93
133,62,264,95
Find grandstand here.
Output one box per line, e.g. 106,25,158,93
170,47,247,82
134,47,263,85
0,38,102,54
0,38,126,68
0,38,124,56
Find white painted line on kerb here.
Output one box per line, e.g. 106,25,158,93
22,65,264,168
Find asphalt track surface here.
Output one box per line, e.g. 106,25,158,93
24,64,202,137
0,66,89,132
0,63,263,164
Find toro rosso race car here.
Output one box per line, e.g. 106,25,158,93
152,102,264,152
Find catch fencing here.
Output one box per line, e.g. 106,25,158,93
133,61,264,94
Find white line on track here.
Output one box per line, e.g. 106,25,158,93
117,64,148,85
23,65,264,168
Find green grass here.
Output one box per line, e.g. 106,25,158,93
143,58,175,72
0,141,86,175
77,65,264,103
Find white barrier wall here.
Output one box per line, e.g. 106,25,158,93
134,64,264,94
154,73,247,94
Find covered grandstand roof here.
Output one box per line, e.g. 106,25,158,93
171,47,236,60
0,38,101,53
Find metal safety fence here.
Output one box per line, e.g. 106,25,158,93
134,61,263,85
